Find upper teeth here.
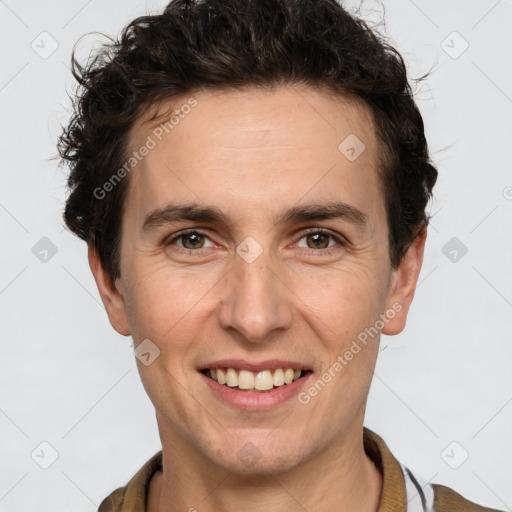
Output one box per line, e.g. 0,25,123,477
207,368,302,390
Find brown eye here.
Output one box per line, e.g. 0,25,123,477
180,232,205,249
166,230,214,251
296,229,345,253
305,232,331,249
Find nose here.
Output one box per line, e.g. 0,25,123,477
217,246,293,344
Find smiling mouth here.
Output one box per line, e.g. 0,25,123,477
201,367,312,392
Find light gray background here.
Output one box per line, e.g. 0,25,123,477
1,0,511,510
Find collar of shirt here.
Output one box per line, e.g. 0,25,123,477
97,427,417,512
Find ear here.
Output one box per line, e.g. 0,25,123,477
381,227,427,336
88,243,131,336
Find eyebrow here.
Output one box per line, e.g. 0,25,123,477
142,201,368,232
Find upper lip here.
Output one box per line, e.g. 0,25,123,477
198,359,311,372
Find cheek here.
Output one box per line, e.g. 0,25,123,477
290,266,387,406
292,270,383,432
293,262,387,334
122,262,219,344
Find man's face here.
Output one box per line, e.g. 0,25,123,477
100,85,414,474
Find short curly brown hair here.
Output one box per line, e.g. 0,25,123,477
58,0,437,280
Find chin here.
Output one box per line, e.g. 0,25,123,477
226,454,304,476
207,437,310,476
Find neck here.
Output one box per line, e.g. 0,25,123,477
148,422,382,512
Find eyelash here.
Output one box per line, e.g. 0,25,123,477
165,228,347,255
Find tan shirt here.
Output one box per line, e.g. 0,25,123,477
97,427,503,512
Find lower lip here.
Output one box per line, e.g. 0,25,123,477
200,371,312,411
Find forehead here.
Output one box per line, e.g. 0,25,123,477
124,85,384,227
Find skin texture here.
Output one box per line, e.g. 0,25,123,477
88,85,426,512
